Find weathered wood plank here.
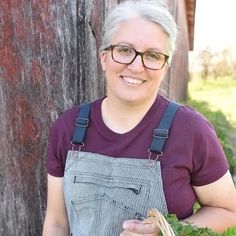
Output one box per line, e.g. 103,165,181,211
0,0,77,235
0,0,190,235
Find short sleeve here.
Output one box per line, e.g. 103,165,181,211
47,107,79,177
190,112,229,186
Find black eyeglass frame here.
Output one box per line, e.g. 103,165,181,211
104,44,169,70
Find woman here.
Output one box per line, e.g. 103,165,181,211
42,1,236,235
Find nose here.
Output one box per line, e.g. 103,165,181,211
127,55,145,73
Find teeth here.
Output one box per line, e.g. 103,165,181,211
122,76,143,85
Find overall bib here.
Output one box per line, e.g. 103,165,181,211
64,102,179,236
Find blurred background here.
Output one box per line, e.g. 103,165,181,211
188,0,236,181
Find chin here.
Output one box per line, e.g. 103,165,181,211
121,96,145,104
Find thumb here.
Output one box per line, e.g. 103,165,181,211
123,220,143,229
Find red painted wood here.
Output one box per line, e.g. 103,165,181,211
0,0,190,234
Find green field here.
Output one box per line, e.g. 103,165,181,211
188,78,236,128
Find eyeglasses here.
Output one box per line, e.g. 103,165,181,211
104,44,169,70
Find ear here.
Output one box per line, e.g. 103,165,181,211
100,50,107,71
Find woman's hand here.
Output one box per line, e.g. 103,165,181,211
120,219,160,236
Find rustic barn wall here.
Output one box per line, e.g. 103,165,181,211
0,1,76,235
0,0,108,235
165,0,190,101
0,0,192,235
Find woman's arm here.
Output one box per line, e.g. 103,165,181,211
42,174,69,236
183,170,236,233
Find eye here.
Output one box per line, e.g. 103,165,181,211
115,45,133,55
145,51,163,61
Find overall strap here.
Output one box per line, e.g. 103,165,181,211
72,102,92,145
149,101,180,153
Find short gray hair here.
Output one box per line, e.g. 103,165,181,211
101,0,178,61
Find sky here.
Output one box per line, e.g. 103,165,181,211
193,0,236,53
189,0,236,71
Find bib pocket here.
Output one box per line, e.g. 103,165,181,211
70,174,150,215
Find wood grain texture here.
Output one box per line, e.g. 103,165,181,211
0,0,191,235
0,0,110,235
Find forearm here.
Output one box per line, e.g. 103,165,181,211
183,206,236,233
42,220,69,236
43,175,69,236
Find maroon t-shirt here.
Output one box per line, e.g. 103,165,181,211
47,95,228,219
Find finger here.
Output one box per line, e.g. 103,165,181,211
119,231,127,236
123,220,158,234
120,230,156,236
120,230,147,236
123,219,143,225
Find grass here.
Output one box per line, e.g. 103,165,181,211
188,77,236,127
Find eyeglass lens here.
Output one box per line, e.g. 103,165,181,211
111,45,168,70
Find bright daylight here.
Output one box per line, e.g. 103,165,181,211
188,1,236,232
1,0,236,235
189,0,236,184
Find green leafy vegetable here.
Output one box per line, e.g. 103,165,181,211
165,214,218,236
164,214,236,236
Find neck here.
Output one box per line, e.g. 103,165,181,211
101,96,157,133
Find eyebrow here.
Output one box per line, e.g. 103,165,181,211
114,41,164,53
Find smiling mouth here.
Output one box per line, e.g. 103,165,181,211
121,76,146,85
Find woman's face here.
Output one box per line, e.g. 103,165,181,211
100,17,169,105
